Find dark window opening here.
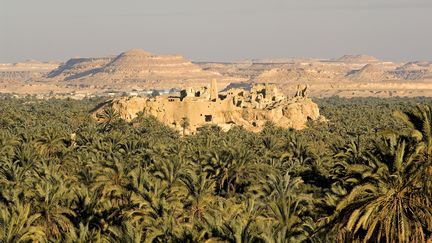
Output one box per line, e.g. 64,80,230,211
204,115,213,122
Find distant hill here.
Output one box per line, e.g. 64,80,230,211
256,63,350,83
1,51,431,98
332,54,380,63
0,61,59,81
47,57,113,80
393,61,432,80
346,64,396,82
48,49,221,86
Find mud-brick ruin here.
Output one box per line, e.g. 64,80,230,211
94,80,323,133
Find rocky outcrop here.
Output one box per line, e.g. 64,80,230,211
93,82,323,133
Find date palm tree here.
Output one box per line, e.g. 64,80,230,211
0,131,17,157
64,223,103,243
259,172,314,242
201,198,264,243
30,178,76,240
92,157,133,207
394,104,432,197
97,108,121,132
34,129,67,157
394,104,432,154
0,202,46,242
180,169,216,223
329,133,432,242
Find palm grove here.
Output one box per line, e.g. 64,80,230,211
0,96,431,242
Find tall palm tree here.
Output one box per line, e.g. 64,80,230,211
97,108,121,132
394,104,432,197
259,172,313,242
329,133,432,242
30,179,76,240
91,157,133,207
0,159,28,188
0,202,46,242
72,186,102,229
64,223,103,243
105,221,144,243
34,129,66,157
203,145,257,195
0,131,18,158
12,143,38,169
180,169,215,223
201,198,264,243
394,104,432,154
152,157,183,184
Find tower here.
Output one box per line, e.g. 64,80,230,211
210,79,218,102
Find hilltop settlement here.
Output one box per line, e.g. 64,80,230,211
94,80,323,134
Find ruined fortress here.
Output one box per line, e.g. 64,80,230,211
94,80,322,133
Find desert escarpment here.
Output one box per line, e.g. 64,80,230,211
199,55,432,98
0,61,59,80
346,64,397,82
47,57,113,80
2,51,432,98
48,49,225,89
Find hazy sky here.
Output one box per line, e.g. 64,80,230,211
1,0,431,62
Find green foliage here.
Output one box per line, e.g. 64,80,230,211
0,96,431,242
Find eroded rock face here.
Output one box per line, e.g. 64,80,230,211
93,82,323,133
47,57,113,80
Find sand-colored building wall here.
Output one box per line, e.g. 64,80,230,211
138,97,241,130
